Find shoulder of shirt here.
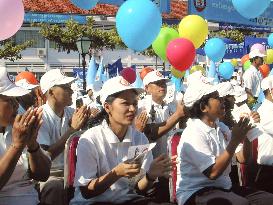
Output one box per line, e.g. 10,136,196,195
181,120,207,141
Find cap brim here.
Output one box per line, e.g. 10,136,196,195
1,84,31,97
56,77,76,86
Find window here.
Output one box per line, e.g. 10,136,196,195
14,30,45,48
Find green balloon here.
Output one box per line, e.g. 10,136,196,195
243,60,251,71
152,27,179,62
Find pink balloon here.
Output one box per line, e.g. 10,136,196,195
121,67,136,84
0,0,24,41
167,38,196,71
251,43,266,54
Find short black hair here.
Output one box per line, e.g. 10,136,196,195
188,91,218,119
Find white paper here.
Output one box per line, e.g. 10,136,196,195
127,143,156,164
231,104,263,142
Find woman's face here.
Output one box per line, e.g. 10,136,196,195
204,92,225,121
105,90,138,126
0,95,19,127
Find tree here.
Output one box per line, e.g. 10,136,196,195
0,40,32,62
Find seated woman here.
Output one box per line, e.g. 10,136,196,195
0,68,51,205
71,76,174,205
176,81,273,205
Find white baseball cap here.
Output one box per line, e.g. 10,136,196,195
40,69,76,94
0,67,30,97
249,49,266,59
261,75,273,91
233,86,248,104
216,82,235,97
15,79,39,90
100,76,143,105
184,83,217,108
143,70,170,87
186,71,214,87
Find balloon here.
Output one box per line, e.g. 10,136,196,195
268,33,273,48
152,28,179,62
250,43,266,54
166,38,196,71
231,58,238,67
265,49,273,64
259,64,270,78
15,71,38,85
232,0,270,19
120,67,136,84
204,38,226,62
243,60,251,71
0,0,24,41
70,0,99,10
116,0,162,52
140,67,154,80
190,65,205,75
178,15,208,49
241,54,250,65
171,67,185,78
219,62,234,80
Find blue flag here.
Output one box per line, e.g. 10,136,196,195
133,71,143,89
108,58,123,78
86,56,97,86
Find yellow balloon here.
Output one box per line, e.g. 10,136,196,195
178,15,208,49
231,58,238,67
171,67,185,78
190,65,205,75
266,49,273,64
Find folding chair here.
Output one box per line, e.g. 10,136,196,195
64,131,83,205
167,131,182,203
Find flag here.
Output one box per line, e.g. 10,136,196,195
95,57,104,82
208,61,216,78
108,58,123,78
133,71,143,88
86,56,97,86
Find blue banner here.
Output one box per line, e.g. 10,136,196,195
24,12,88,24
73,68,87,79
188,0,273,28
197,38,244,59
108,58,123,78
244,36,269,54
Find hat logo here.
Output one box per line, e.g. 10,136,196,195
156,71,163,77
120,78,130,86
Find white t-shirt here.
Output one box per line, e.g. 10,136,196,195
70,120,153,205
37,102,74,170
176,119,232,205
243,65,262,98
0,127,39,205
257,99,273,165
138,95,176,158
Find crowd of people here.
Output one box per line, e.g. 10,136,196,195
1,48,273,205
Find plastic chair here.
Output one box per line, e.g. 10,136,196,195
167,132,182,203
64,131,83,205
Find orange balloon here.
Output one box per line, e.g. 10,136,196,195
15,71,38,85
140,67,154,80
241,54,250,65
259,64,270,78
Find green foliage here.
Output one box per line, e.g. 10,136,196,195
0,40,32,62
209,29,253,43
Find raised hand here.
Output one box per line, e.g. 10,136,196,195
135,111,149,132
231,117,253,144
71,105,89,131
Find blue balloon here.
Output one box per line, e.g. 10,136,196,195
70,0,99,10
232,0,270,19
116,0,162,52
219,62,234,80
268,33,273,48
205,38,226,62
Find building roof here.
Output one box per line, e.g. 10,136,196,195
23,0,187,20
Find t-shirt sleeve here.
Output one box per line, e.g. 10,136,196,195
183,130,216,173
74,136,99,187
243,72,253,91
37,115,51,146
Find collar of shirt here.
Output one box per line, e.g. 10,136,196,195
101,120,132,144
